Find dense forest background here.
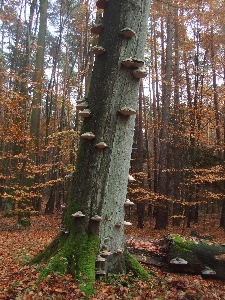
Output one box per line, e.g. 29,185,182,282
0,0,225,232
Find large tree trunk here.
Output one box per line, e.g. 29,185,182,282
30,0,151,297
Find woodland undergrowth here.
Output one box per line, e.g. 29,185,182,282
0,211,224,299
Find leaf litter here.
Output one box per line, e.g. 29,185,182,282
0,213,224,299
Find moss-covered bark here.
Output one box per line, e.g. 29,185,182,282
29,0,151,297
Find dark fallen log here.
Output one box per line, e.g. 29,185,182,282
127,234,225,280
164,234,225,280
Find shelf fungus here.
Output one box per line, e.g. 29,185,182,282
121,57,145,68
118,107,136,116
95,142,108,149
71,211,85,218
92,46,105,55
132,58,145,68
76,97,87,104
170,257,188,265
91,215,102,221
128,174,136,182
120,27,135,38
81,132,95,139
91,24,104,35
121,57,133,68
76,101,88,110
115,248,124,254
124,199,135,206
133,67,148,79
201,266,216,277
79,109,91,118
96,255,106,262
115,221,122,227
99,250,112,256
96,0,108,9
95,269,106,275
124,221,132,226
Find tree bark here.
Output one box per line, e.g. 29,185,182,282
30,0,151,297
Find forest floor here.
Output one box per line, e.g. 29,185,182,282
0,211,225,299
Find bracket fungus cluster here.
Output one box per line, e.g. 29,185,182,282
201,266,216,278
78,109,91,118
133,67,148,79
96,0,108,9
120,27,135,38
99,249,112,256
91,215,102,221
95,269,106,275
95,142,108,149
121,57,145,68
115,248,124,254
124,221,132,226
91,23,104,35
118,107,136,116
76,101,88,110
115,221,122,227
128,174,136,182
81,132,95,139
124,199,135,206
96,255,106,262
76,97,87,104
170,257,188,265
92,45,105,55
71,211,85,218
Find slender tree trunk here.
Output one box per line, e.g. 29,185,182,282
26,0,48,215
172,6,182,226
152,15,159,194
30,0,48,149
211,26,221,158
136,81,145,229
155,3,173,230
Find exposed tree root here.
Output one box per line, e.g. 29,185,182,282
126,252,150,280
28,234,150,298
29,233,99,298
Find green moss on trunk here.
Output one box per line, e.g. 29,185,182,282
170,234,194,253
29,233,99,298
75,234,100,296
